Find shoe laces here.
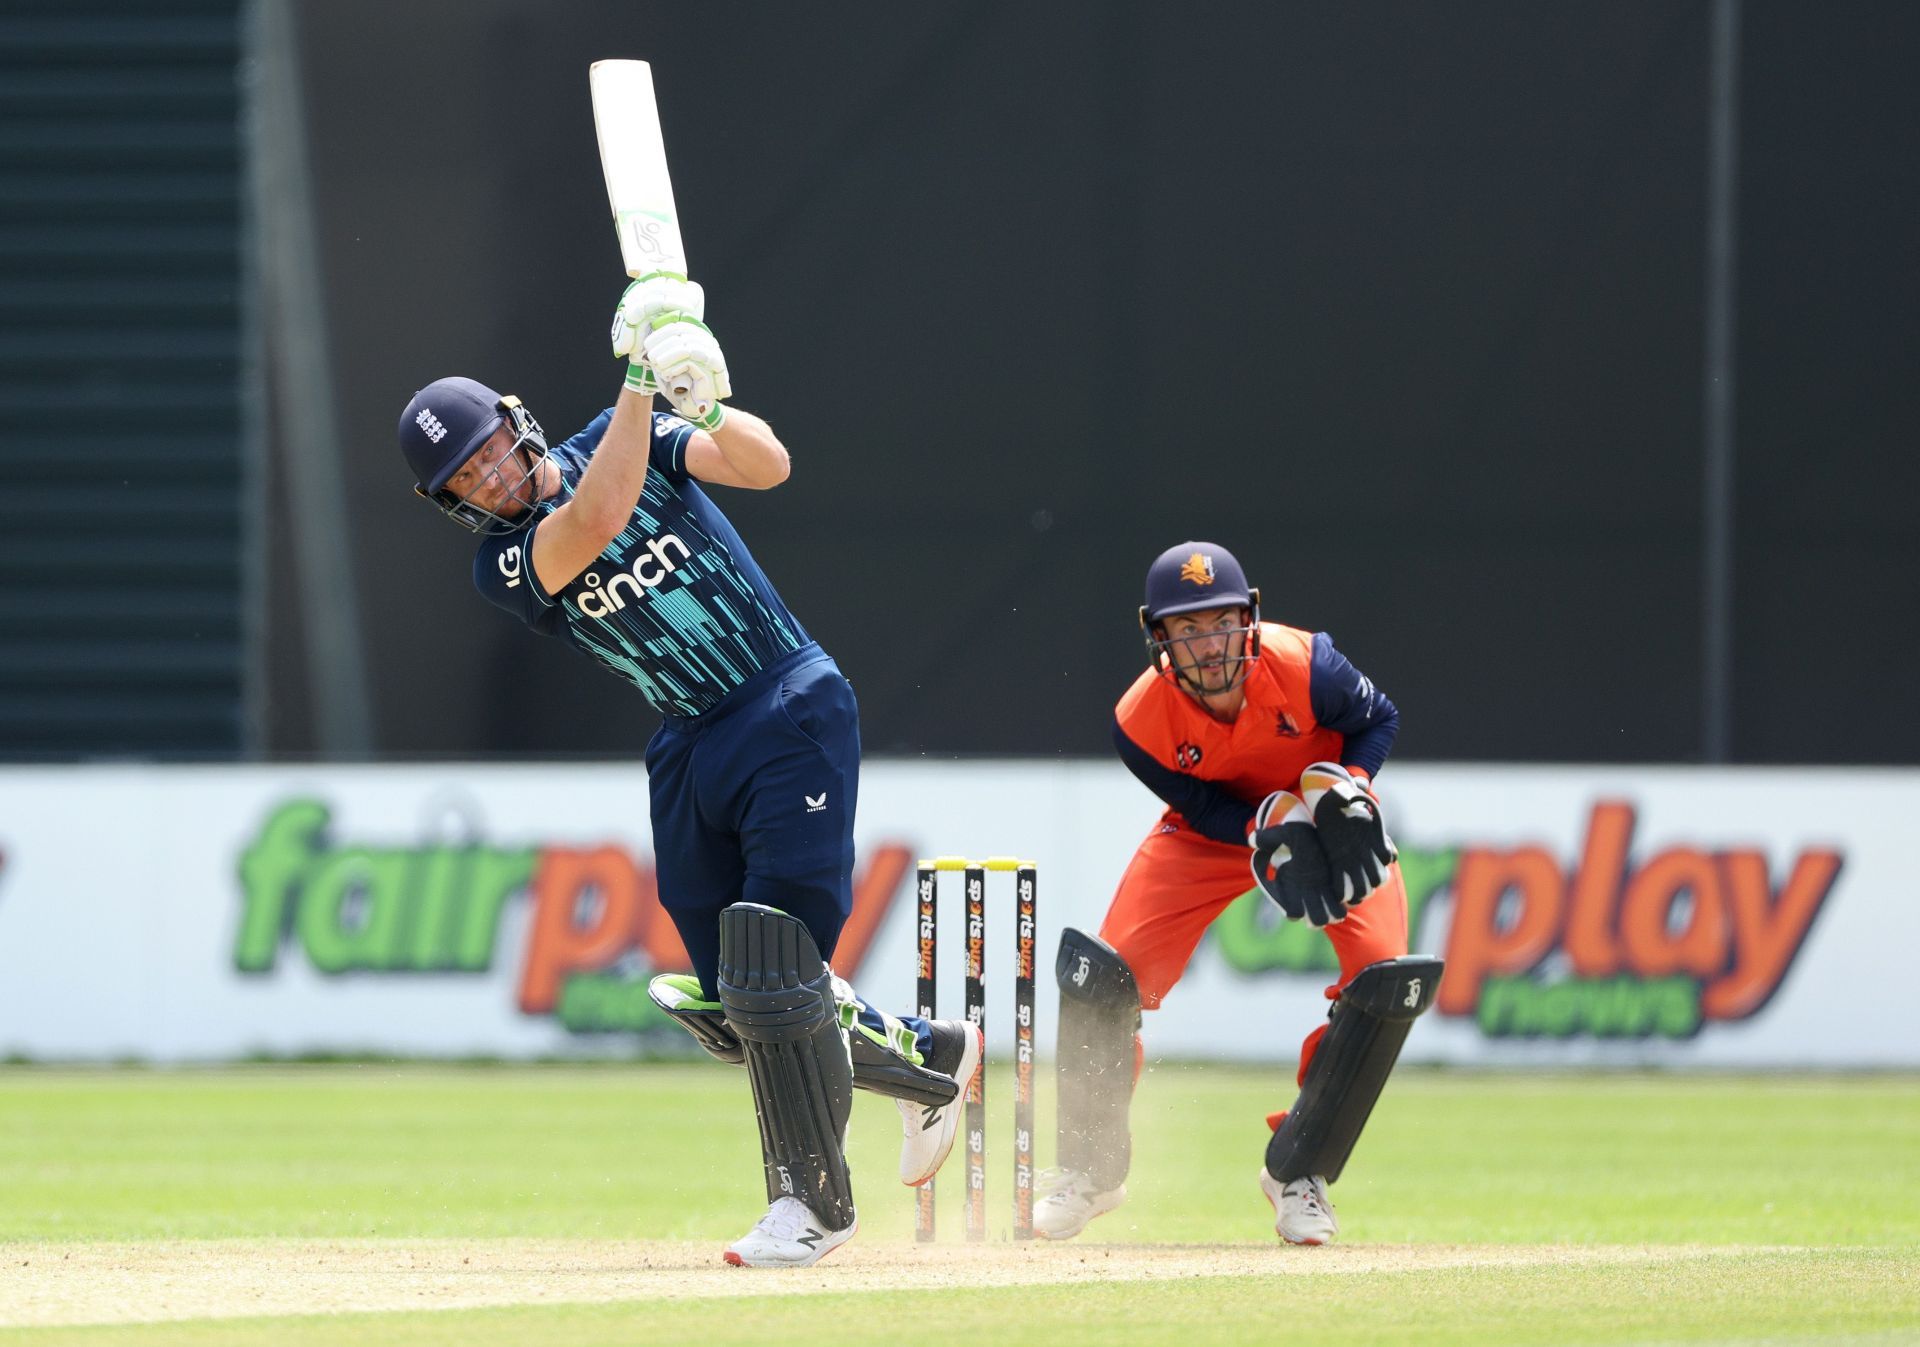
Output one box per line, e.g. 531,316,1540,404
1037,1167,1093,1202
752,1196,821,1241
1286,1177,1331,1217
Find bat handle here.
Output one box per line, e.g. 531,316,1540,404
665,374,712,419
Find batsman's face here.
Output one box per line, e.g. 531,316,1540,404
1161,605,1250,693
445,425,535,517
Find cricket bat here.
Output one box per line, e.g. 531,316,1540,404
589,59,688,281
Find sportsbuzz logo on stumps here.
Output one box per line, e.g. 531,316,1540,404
1210,800,1844,1041
232,798,911,1038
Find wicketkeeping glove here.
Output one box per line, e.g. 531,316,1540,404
1300,762,1397,904
643,316,731,431
1248,790,1344,928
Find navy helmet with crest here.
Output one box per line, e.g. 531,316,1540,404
397,375,549,535
1139,541,1262,692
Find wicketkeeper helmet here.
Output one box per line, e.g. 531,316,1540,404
1138,541,1262,690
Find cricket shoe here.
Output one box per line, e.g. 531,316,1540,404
898,1018,984,1186
723,1196,856,1268
1032,1167,1126,1240
1259,1168,1337,1246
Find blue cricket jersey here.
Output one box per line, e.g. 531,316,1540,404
472,409,809,717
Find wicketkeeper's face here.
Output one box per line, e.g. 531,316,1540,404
1159,605,1252,694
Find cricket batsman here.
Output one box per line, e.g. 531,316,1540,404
1037,541,1441,1245
394,277,982,1267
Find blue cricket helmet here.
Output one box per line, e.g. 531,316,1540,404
1139,541,1262,691
398,375,507,494
397,375,549,535
1141,541,1257,624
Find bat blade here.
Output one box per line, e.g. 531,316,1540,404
589,59,688,280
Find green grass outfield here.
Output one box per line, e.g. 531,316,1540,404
0,1064,1914,1343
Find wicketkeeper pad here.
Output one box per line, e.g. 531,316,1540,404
717,903,856,1231
1266,955,1444,1185
1055,926,1143,1191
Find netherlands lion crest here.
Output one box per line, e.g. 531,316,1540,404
1178,552,1215,586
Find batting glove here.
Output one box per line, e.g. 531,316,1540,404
1300,762,1397,905
622,359,661,396
1248,790,1344,928
610,273,705,358
644,315,731,431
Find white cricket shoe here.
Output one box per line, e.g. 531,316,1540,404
897,1020,984,1186
723,1196,856,1268
1032,1167,1126,1240
1259,1168,1338,1245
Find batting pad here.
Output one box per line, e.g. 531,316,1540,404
717,903,856,1231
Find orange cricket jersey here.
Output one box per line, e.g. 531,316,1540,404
1105,621,1407,1022
1114,622,1345,835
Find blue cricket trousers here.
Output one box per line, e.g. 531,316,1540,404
644,643,862,1002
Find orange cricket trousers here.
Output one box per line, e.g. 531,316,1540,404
1098,819,1409,1086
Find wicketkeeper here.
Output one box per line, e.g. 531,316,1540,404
395,276,982,1267
1039,541,1440,1245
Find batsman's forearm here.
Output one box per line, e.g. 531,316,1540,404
568,387,654,533
705,407,790,488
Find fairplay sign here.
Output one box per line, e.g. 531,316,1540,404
1212,800,1842,1042
0,762,1906,1066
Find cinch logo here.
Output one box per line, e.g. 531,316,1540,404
415,409,448,443
233,798,910,1037
574,533,690,619
1179,553,1215,586
1175,741,1204,769
1211,800,1844,1041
